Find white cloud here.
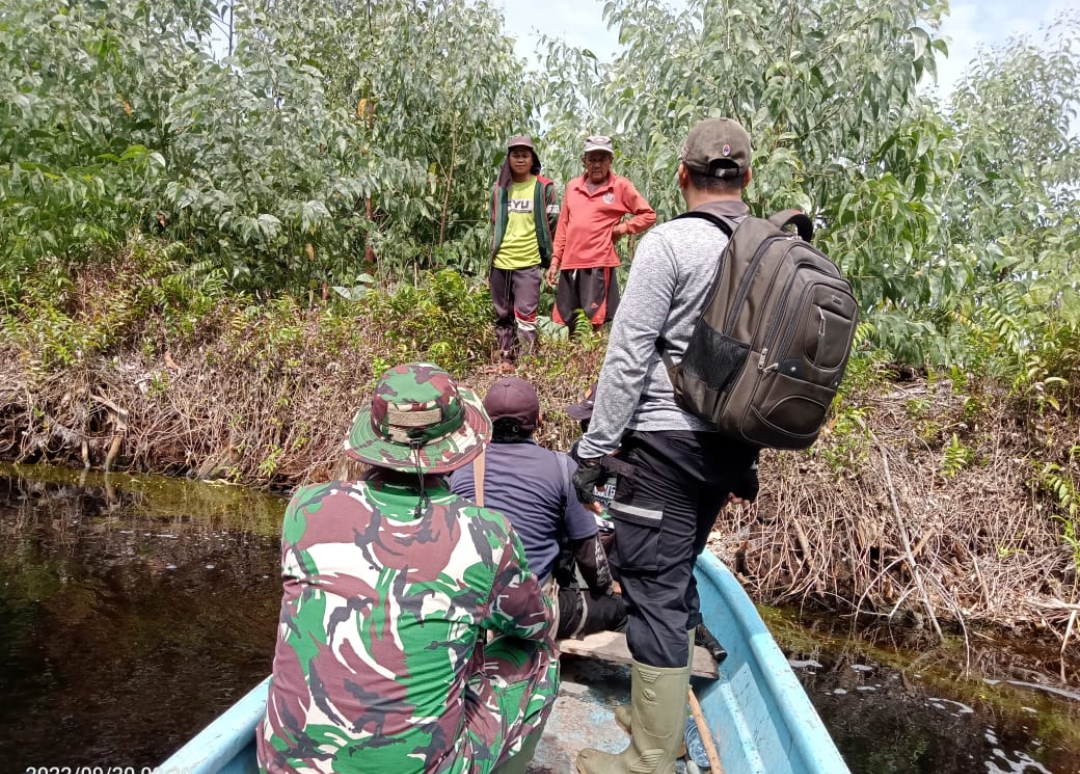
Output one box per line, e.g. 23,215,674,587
930,0,1066,99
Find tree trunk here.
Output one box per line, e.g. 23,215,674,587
438,122,459,249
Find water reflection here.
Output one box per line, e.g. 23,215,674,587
1,463,1077,774
766,608,1080,774
0,464,284,770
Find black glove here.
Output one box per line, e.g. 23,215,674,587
571,453,603,506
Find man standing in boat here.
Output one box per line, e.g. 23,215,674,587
257,362,558,774
570,118,761,774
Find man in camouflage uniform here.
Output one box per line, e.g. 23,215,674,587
257,362,559,774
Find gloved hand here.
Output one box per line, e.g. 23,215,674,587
571,453,603,506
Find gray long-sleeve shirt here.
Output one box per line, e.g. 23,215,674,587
578,199,751,458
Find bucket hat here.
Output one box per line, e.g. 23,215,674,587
344,362,490,474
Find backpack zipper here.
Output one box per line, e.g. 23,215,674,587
725,235,796,333
766,275,855,376
753,241,844,369
751,241,805,366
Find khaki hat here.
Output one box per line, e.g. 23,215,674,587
502,134,542,179
507,134,537,152
680,118,751,179
583,135,614,155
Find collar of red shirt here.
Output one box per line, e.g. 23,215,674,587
578,173,614,195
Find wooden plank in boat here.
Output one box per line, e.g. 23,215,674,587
558,631,719,679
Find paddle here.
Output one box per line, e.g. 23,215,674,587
687,687,724,773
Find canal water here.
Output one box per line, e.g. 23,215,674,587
1,464,1077,773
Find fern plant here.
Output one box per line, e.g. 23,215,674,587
940,433,975,479
1035,451,1080,574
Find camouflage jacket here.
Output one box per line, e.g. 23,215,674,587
257,479,557,774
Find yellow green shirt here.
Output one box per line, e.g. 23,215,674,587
494,178,542,270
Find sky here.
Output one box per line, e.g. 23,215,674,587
491,0,1075,100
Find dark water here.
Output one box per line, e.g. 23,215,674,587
0,464,284,771
766,605,1080,774
1,463,1078,773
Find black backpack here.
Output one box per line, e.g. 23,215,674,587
659,209,857,450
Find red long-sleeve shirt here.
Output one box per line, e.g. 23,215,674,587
552,173,656,270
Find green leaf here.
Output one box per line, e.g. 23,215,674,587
909,27,930,62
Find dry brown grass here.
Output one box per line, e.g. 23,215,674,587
0,307,606,487
710,377,1080,649
2,258,1078,643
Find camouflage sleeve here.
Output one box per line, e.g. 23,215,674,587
482,529,554,642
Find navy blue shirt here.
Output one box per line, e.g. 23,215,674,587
449,439,597,581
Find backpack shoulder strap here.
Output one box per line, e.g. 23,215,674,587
472,451,486,508
557,451,571,516
768,209,814,241
657,210,739,367
674,210,738,236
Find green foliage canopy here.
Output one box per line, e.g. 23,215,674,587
0,0,530,296
1,0,1079,386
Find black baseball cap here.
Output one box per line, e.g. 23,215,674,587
565,383,597,422
483,377,540,432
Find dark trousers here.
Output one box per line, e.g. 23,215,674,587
551,267,620,332
489,266,541,360
608,430,755,668
556,587,627,640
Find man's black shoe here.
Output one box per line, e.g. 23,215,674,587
696,623,728,664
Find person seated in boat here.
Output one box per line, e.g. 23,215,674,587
450,376,627,640
565,383,617,553
257,362,558,774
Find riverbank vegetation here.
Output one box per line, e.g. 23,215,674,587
2,0,1080,646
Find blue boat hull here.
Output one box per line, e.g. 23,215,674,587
159,554,849,774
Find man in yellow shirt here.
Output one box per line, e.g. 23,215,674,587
489,135,560,372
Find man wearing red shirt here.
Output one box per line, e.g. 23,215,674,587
544,136,656,334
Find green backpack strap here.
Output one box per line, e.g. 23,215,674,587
768,209,814,242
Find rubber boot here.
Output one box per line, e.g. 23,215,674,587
577,661,691,774
613,629,696,741
491,721,546,774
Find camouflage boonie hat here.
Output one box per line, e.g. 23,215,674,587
344,362,490,474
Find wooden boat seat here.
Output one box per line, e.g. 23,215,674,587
557,630,719,679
